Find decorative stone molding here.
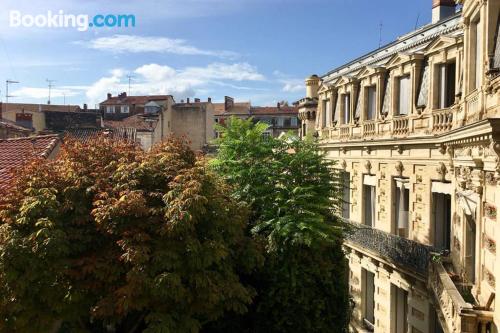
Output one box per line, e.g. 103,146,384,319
483,267,496,288
484,203,497,220
340,159,347,170
485,172,497,185
483,234,496,254
395,144,404,154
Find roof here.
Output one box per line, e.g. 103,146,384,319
103,114,158,131
1,103,81,113
100,95,171,106
0,119,34,132
213,102,251,115
250,106,298,115
322,13,462,83
0,135,60,190
65,128,137,144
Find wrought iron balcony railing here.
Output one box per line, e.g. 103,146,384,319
344,221,432,276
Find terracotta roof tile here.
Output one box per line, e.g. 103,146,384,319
0,135,60,190
100,95,171,106
250,106,298,115
1,103,81,113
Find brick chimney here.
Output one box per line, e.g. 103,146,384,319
187,98,190,103
207,97,212,103
432,0,456,23
224,96,234,111
107,93,112,99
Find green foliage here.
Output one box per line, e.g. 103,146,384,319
209,117,350,333
0,137,262,333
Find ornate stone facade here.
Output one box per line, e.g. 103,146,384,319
298,0,500,332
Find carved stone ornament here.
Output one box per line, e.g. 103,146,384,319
438,144,446,155
395,161,404,176
364,160,372,173
395,145,404,155
436,162,447,181
340,159,347,170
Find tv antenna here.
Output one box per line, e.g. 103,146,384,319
46,79,56,104
5,79,19,112
414,13,420,30
126,74,134,95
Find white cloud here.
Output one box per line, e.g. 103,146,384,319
11,87,81,100
83,62,265,106
272,70,304,93
75,34,239,59
282,82,303,93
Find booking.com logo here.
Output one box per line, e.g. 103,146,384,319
9,10,136,31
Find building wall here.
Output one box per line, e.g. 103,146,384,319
299,1,500,332
2,109,45,132
171,105,209,151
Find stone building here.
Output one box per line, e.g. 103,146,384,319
297,0,500,332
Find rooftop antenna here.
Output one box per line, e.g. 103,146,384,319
378,21,383,48
46,79,56,105
414,13,420,30
126,74,134,95
5,79,19,113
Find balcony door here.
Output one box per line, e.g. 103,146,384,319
465,215,476,284
431,182,452,251
394,178,409,238
390,284,408,333
362,269,375,331
363,175,377,227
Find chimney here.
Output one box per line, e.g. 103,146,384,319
277,102,281,109
107,93,112,99
83,103,88,110
207,97,212,103
187,98,190,103
194,98,200,103
224,96,234,111
432,0,456,23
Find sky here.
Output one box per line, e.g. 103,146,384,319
0,0,432,108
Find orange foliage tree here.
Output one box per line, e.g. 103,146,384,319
0,137,261,333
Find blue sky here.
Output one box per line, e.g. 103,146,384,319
0,0,432,107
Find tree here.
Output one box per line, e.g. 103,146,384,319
0,137,261,333
209,117,350,332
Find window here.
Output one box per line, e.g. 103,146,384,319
302,122,307,137
474,19,482,90
397,76,411,116
106,106,115,113
343,94,351,124
363,175,376,227
262,132,271,138
291,117,298,126
121,105,129,113
366,86,376,120
391,284,408,333
432,190,451,250
362,269,375,331
276,117,284,127
342,172,351,220
284,117,291,127
394,179,409,238
322,99,330,128
15,113,33,129
437,62,456,109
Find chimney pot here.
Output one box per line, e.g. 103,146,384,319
208,97,212,103
107,93,112,99
83,103,88,110
187,98,190,103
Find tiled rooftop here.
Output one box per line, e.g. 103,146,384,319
0,135,60,190
103,114,158,131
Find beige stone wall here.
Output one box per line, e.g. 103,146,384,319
2,109,45,133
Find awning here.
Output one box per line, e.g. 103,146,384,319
432,181,452,195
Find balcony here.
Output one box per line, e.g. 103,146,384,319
392,117,409,136
339,125,350,140
344,221,431,276
465,91,480,124
432,109,454,133
362,121,375,138
429,260,493,333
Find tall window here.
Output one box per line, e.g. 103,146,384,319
321,100,327,128
343,94,351,124
475,19,482,89
397,76,411,116
391,284,408,333
362,269,375,330
322,99,331,128
432,191,451,251
437,62,456,109
363,175,376,227
366,86,376,120
394,179,409,238
342,172,351,220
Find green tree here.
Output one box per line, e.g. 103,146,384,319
209,117,350,333
0,137,261,333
